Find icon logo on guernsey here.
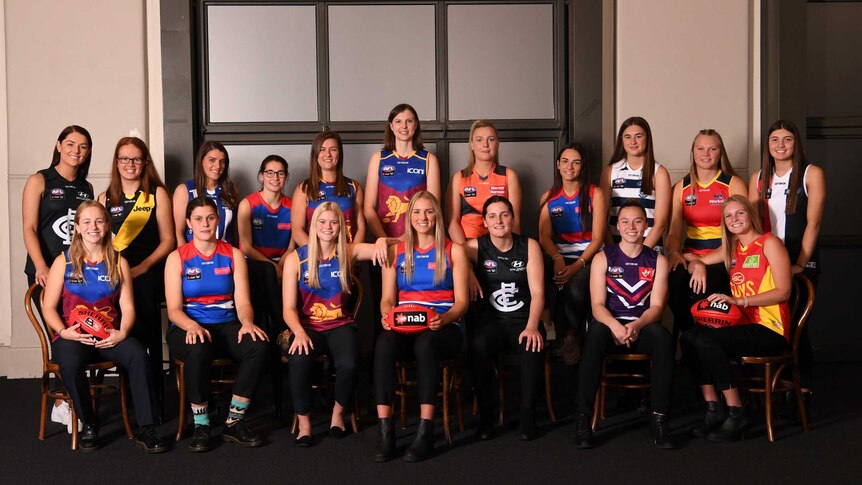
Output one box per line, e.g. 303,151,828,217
382,165,396,176
492,282,524,312
97,275,110,282
639,267,654,281
185,267,201,280
406,167,425,175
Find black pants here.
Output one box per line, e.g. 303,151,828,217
544,257,591,340
128,264,166,408
167,321,269,404
247,258,286,335
469,319,545,414
374,325,463,405
288,324,360,415
53,336,154,428
576,321,674,414
668,263,729,340
681,323,787,391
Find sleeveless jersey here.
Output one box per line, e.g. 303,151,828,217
603,244,658,322
545,184,596,259
376,149,429,237
758,166,819,272
295,245,353,332
245,191,292,261
608,159,663,241
25,167,93,276
457,164,509,239
61,250,119,331
305,179,358,242
184,180,235,245
107,189,160,268
177,240,236,325
477,233,531,321
729,233,791,339
680,171,733,256
396,240,456,317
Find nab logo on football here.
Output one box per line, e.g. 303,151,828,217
395,311,426,325
639,267,654,281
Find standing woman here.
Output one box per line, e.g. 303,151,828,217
172,141,239,246
283,203,391,446
666,130,747,340
466,196,545,441
41,201,166,452
165,197,270,452
292,131,366,245
601,116,672,250
22,125,94,429
538,143,606,354
373,191,469,462
446,120,523,243
98,137,175,419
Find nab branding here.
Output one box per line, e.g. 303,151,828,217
395,311,427,327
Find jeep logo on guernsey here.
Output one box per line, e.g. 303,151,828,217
132,206,151,212
395,311,427,326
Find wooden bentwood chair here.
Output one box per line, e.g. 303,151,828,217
591,353,652,431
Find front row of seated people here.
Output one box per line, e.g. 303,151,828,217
44,190,794,457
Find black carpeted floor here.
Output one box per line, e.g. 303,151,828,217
4,361,861,485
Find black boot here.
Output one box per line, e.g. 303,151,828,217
372,418,396,462
574,413,593,449
403,419,434,462
518,408,537,441
707,406,747,442
475,408,496,441
650,412,677,449
690,401,725,438
79,423,99,452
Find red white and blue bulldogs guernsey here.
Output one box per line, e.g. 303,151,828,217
296,245,353,332
177,240,236,325
305,180,359,243
546,185,596,259
603,244,657,322
61,250,119,332
245,191,292,261
376,150,429,237
396,241,456,320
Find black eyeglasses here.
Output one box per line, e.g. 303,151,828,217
263,170,287,178
117,157,144,165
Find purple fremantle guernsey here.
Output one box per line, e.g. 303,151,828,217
296,245,354,332
305,179,358,243
603,244,658,322
376,149,428,237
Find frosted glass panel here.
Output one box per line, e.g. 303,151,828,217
224,144,311,198
447,4,555,120
329,5,437,121
208,5,318,122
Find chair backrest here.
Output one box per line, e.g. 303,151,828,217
24,283,53,370
788,274,816,360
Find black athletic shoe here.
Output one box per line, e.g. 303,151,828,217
135,425,168,454
574,413,593,449
188,425,211,452
223,421,264,447
79,424,98,452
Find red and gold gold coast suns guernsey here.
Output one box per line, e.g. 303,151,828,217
457,164,509,239
729,233,790,339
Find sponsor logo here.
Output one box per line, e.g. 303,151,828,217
550,206,564,218
511,260,525,271
765,188,772,199
463,186,477,198
684,194,697,206
132,206,151,212
76,191,90,201
490,185,506,195
315,190,326,201
302,271,310,285
97,275,110,282
742,255,760,269
110,206,124,215
491,282,524,312
214,267,231,275
406,167,425,175
427,262,437,270
331,270,342,278
382,165,396,176
395,311,427,326
252,218,264,230
639,267,655,281
50,188,65,199
185,267,201,280
707,300,730,313
278,222,291,230
483,260,497,273
731,272,745,285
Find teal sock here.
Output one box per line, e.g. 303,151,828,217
226,399,249,427
192,404,210,427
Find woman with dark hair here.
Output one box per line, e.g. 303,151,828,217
41,200,166,452
165,197,270,452
172,141,240,246
465,196,545,441
600,117,671,251
23,125,94,429
538,143,606,359
98,137,175,419
373,191,469,462
683,195,792,442
291,131,366,245
666,130,747,340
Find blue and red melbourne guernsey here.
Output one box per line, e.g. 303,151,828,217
61,250,119,332
305,179,358,242
603,244,658,322
376,149,429,237
177,240,236,325
396,241,455,316
546,184,596,259
296,245,353,332
245,191,292,261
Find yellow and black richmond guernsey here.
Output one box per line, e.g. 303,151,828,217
107,190,160,267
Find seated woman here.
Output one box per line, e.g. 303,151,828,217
283,202,391,447
165,197,270,452
42,201,166,453
466,196,545,441
574,200,675,450
682,195,791,442
373,191,469,462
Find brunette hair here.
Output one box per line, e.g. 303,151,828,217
608,116,658,194
193,141,238,209
303,131,351,199
50,125,93,179
383,104,424,151
257,155,289,189
759,120,809,215
540,142,593,231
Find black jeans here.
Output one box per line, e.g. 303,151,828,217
288,324,360,415
128,264,166,408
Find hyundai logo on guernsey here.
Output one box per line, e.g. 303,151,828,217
382,165,396,176
510,260,526,272
77,191,90,200
491,282,524,312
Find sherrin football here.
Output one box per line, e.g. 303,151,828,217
69,307,114,340
690,299,748,329
386,304,435,334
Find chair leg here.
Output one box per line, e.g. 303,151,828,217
764,363,775,442
442,366,452,445
497,357,505,427
70,404,78,451
793,366,810,433
119,372,134,439
545,353,556,423
291,414,298,435
591,393,600,432
454,370,464,433
175,363,186,442
350,392,360,434
39,377,49,441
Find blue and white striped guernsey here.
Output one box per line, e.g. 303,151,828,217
607,159,663,242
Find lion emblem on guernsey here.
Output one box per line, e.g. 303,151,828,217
309,303,344,321
383,195,409,223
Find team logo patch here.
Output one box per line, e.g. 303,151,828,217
684,194,697,206
214,267,231,275
185,267,201,280
110,206,124,216
316,191,326,201
278,222,291,230
252,218,264,230
639,267,655,281
491,282,524,312
302,271,310,285
490,185,506,195
612,178,626,189
463,186,477,198
731,272,745,285
608,266,624,278
510,260,525,271
382,165,396,176
50,188,65,200
550,206,564,218
483,260,497,273
742,255,760,268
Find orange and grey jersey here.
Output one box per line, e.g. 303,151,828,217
680,171,734,256
457,164,509,239
729,233,790,339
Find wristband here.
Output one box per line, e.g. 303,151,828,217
743,296,749,308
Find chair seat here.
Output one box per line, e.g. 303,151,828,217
172,357,237,441
592,353,652,431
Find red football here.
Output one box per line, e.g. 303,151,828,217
691,299,749,329
69,307,114,340
386,304,435,334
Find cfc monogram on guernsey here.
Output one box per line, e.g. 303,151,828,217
245,191,292,261
108,189,158,267
377,149,429,237
176,240,236,325
60,250,119,335
296,245,353,332
546,184,596,259
396,240,457,318
305,179,359,242
603,244,658,322
185,180,235,245
457,164,509,239
477,233,531,318
729,233,790,339
681,170,734,255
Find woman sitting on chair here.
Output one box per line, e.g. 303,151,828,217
42,201,166,453
165,197,269,452
283,202,391,447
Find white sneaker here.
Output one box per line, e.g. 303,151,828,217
67,418,82,434
51,401,71,426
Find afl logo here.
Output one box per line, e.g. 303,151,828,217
110,206,124,216
483,260,497,273
302,271,310,285
382,165,395,176
316,191,326,201
608,266,624,278
67,272,84,284
463,186,477,198
185,267,201,280
50,188,65,199
252,218,264,230
550,206,564,218
731,272,745,285
612,178,626,189
684,194,697,206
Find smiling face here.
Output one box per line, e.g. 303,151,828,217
76,205,108,245
314,209,341,243
768,128,795,163
483,201,513,238
390,109,417,144
410,196,437,236
722,200,751,236
115,143,144,183
56,132,90,169
693,134,722,172
616,205,647,243
622,125,647,158
556,148,583,182
260,160,287,193
470,126,499,164
187,205,219,242
201,149,226,184
317,137,340,172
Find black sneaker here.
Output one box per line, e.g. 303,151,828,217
135,425,168,454
574,413,593,449
223,421,264,447
79,424,98,452
188,425,211,452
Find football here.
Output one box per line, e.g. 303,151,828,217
68,307,114,340
691,299,749,329
386,304,435,334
